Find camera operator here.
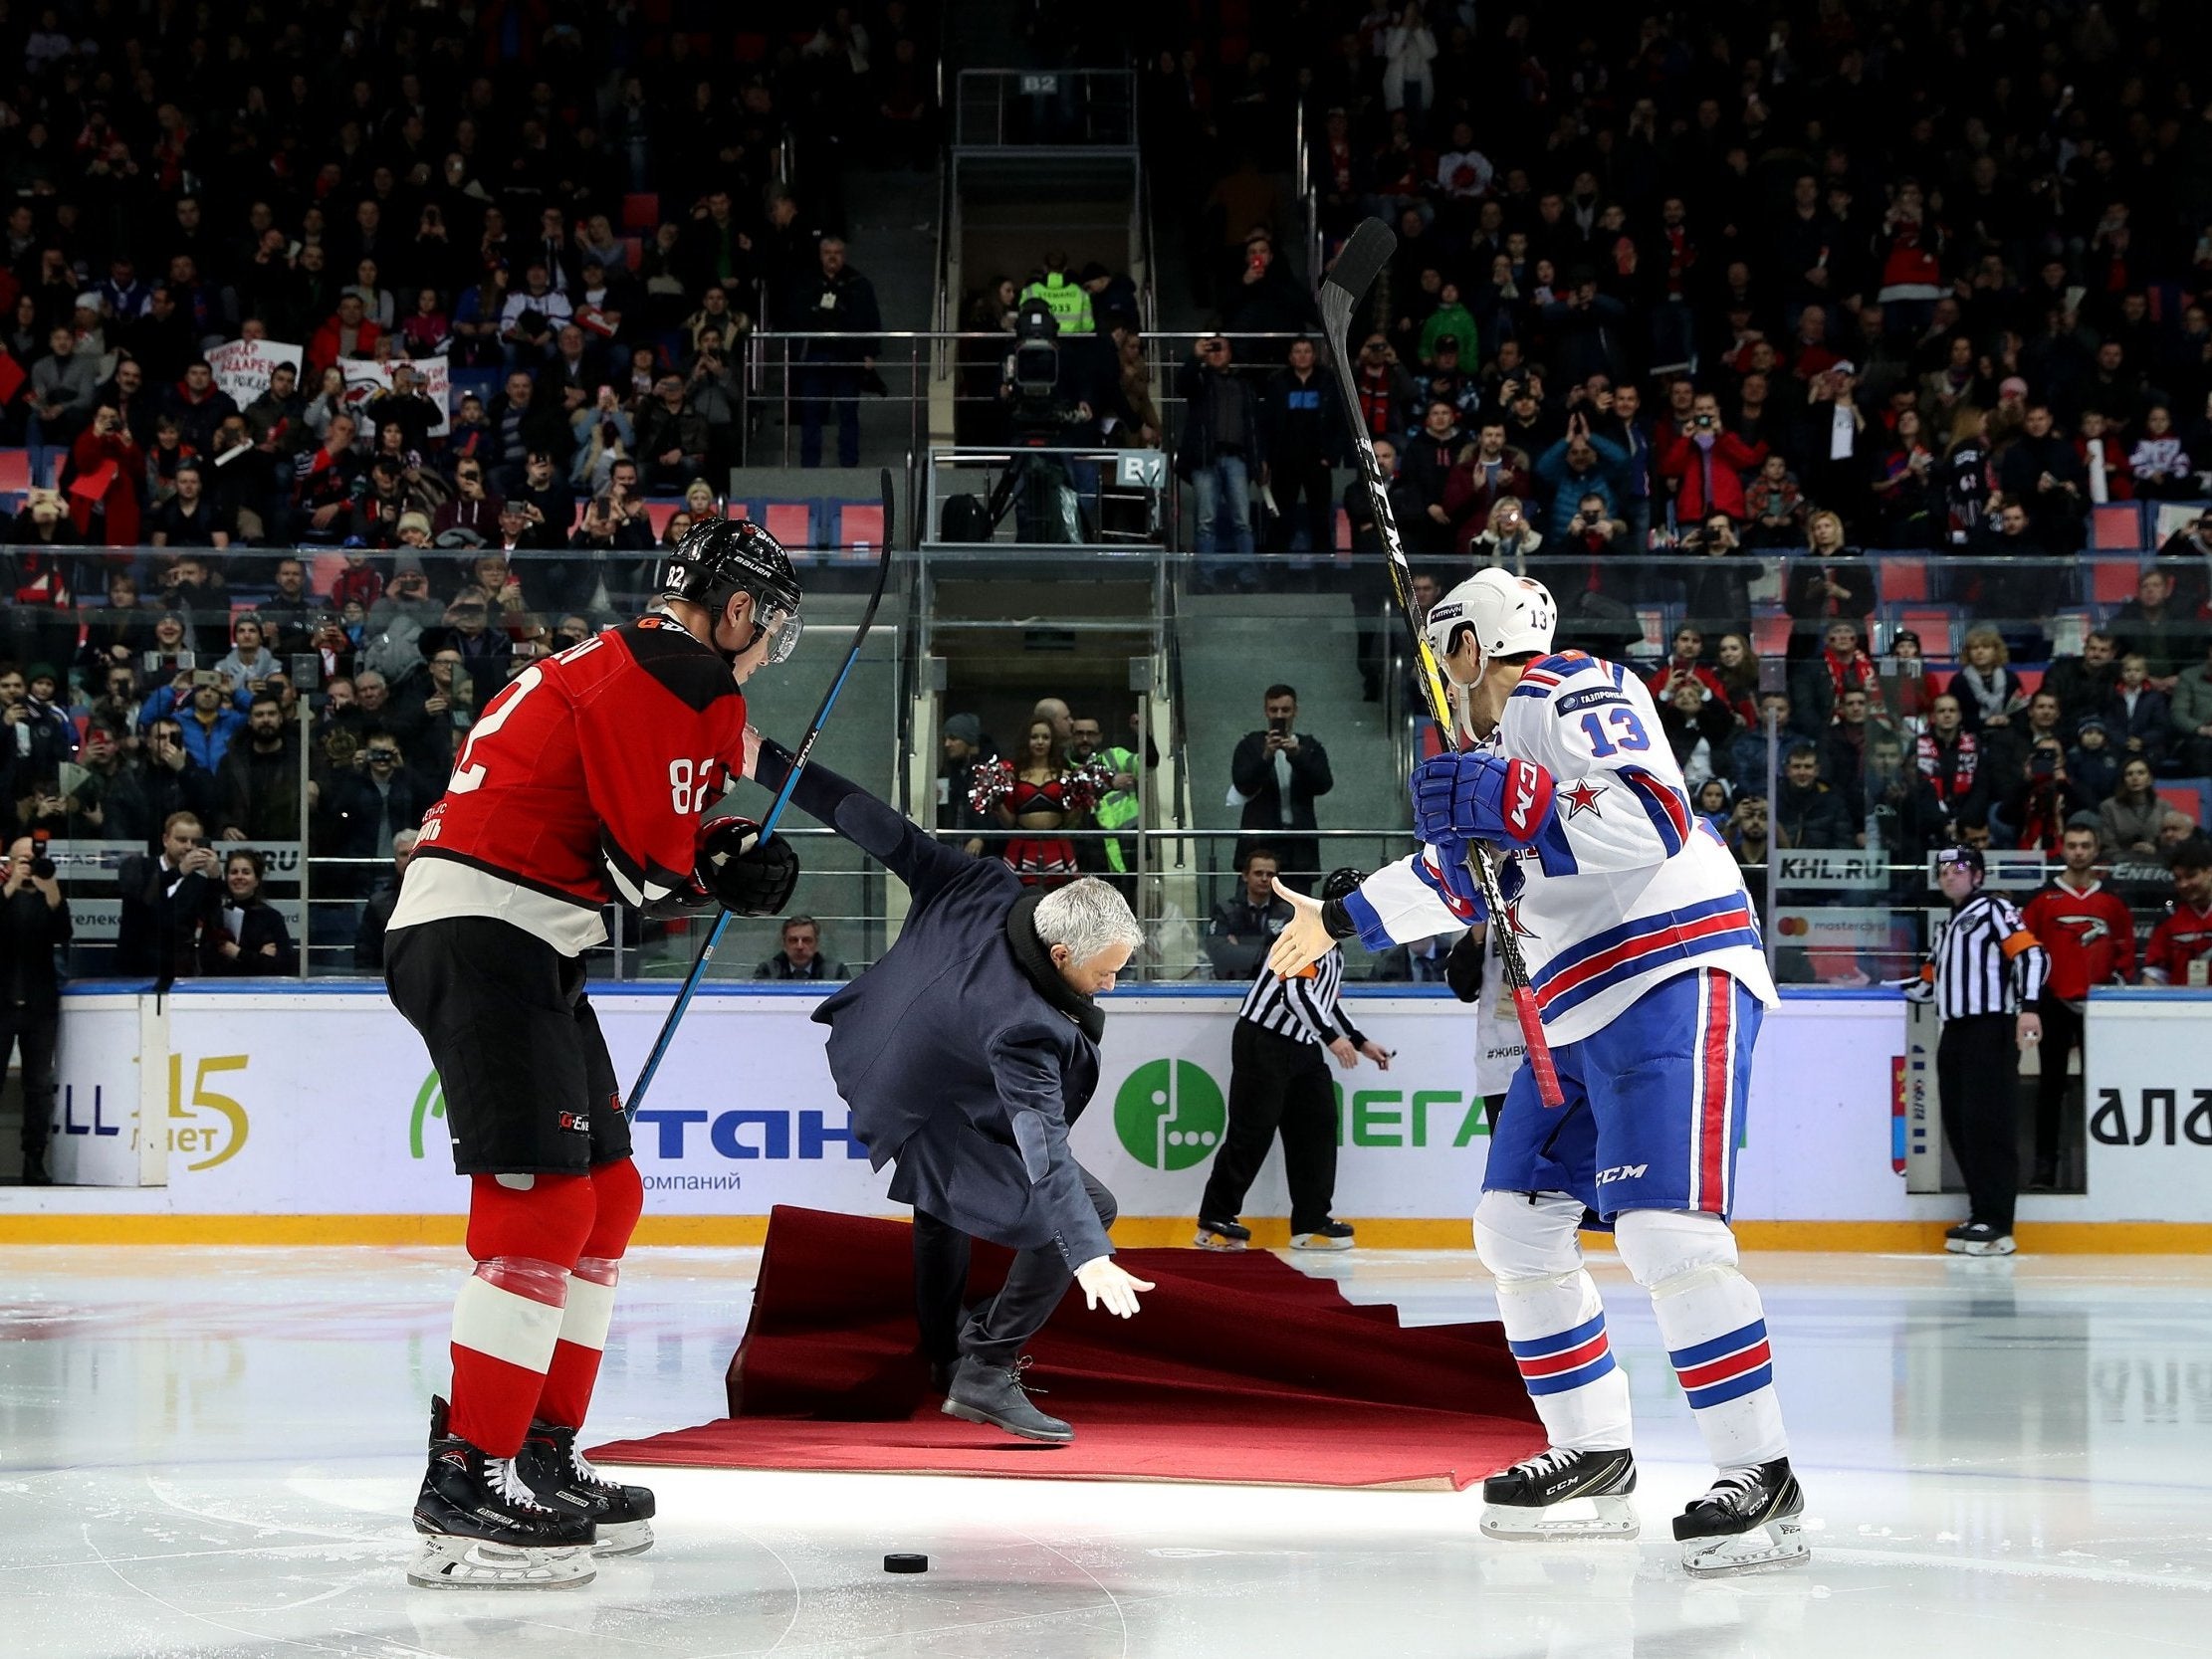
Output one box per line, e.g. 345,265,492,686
997,297,1118,544
1,834,69,1184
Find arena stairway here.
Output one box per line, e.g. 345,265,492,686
1176,590,1410,922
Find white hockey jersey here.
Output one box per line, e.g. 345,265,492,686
1468,924,1527,1097
1346,651,1778,1048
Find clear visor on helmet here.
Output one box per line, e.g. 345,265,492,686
755,598,802,665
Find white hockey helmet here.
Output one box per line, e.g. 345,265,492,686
1423,568,1558,675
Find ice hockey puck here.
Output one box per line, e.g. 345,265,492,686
883,1553,929,1574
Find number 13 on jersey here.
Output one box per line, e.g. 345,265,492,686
1579,706,1652,758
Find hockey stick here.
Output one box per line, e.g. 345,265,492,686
626,468,899,1121
1317,218,1564,1107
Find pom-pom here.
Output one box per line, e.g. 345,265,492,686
968,760,1012,815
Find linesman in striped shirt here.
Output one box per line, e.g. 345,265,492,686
1196,868,1391,1253
1915,844,2050,1256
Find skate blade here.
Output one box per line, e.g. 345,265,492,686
1679,1519,1810,1577
1290,1233,1354,1252
1192,1231,1247,1252
1958,1238,2017,1257
408,1535,596,1590
941,1398,1074,1444
1480,1497,1640,1542
591,1520,654,1557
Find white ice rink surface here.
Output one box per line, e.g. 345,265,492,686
3,1246,2209,1658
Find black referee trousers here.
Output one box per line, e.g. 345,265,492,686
1938,1013,2022,1232
1200,1020,1340,1234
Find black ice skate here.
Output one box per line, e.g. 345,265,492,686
1193,1217,1251,1251
1671,1458,1810,1576
1479,1446,1640,1541
1290,1221,1356,1252
409,1396,596,1589
1944,1221,2017,1257
942,1354,1073,1443
520,1420,657,1556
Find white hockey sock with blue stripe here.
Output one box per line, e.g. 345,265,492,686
1495,1269,1633,1453
1651,1266,1787,1467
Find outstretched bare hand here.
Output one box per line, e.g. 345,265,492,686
1266,878,1339,977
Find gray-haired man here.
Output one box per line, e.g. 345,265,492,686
748,732,1153,1443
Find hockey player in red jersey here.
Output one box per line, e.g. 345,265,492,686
2020,824,2135,1185
2141,839,2212,986
385,519,805,1589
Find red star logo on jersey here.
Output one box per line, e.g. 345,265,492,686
1562,779,1607,819
1501,898,1538,939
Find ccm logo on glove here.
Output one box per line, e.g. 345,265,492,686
1412,753,1556,845
1504,760,1549,838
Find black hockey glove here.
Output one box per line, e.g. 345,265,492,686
695,816,800,916
1444,929,1485,1003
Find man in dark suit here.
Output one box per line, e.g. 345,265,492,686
115,810,224,979
754,736,1154,1443
753,915,848,980
1,834,71,1183
1229,684,1335,893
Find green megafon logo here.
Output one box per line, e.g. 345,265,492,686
408,1072,445,1160
1114,1059,1225,1170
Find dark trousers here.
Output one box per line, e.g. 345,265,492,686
1200,1020,1341,1233
0,1006,58,1171
795,363,860,467
2033,993,2084,1177
1267,459,1334,554
1938,1013,2021,1231
912,1164,1118,1367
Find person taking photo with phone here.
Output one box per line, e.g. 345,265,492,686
1,833,69,1183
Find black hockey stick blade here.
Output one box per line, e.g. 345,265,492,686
1319,218,1397,323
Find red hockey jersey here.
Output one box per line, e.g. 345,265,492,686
2021,878,2136,1000
2143,903,2212,987
389,615,749,954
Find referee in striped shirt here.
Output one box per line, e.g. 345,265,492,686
1197,869,1391,1253
1917,845,2050,1257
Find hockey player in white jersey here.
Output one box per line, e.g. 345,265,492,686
1268,569,1807,1576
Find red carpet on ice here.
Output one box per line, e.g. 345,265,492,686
590,1206,1543,1490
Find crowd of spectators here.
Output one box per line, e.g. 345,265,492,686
0,1,938,543
1134,0,2212,949
1147,4,2212,587
0,3,949,972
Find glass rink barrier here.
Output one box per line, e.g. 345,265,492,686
7,537,2210,991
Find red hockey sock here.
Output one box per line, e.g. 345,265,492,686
448,1171,596,1457
535,1157,644,1430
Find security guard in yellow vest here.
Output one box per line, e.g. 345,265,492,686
1070,715,1139,879
1020,252,1094,335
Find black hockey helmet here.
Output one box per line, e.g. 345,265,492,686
1933,844,1986,878
1322,867,1366,902
659,517,804,664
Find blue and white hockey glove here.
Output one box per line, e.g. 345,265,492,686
1411,752,1557,845
1413,838,1488,926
